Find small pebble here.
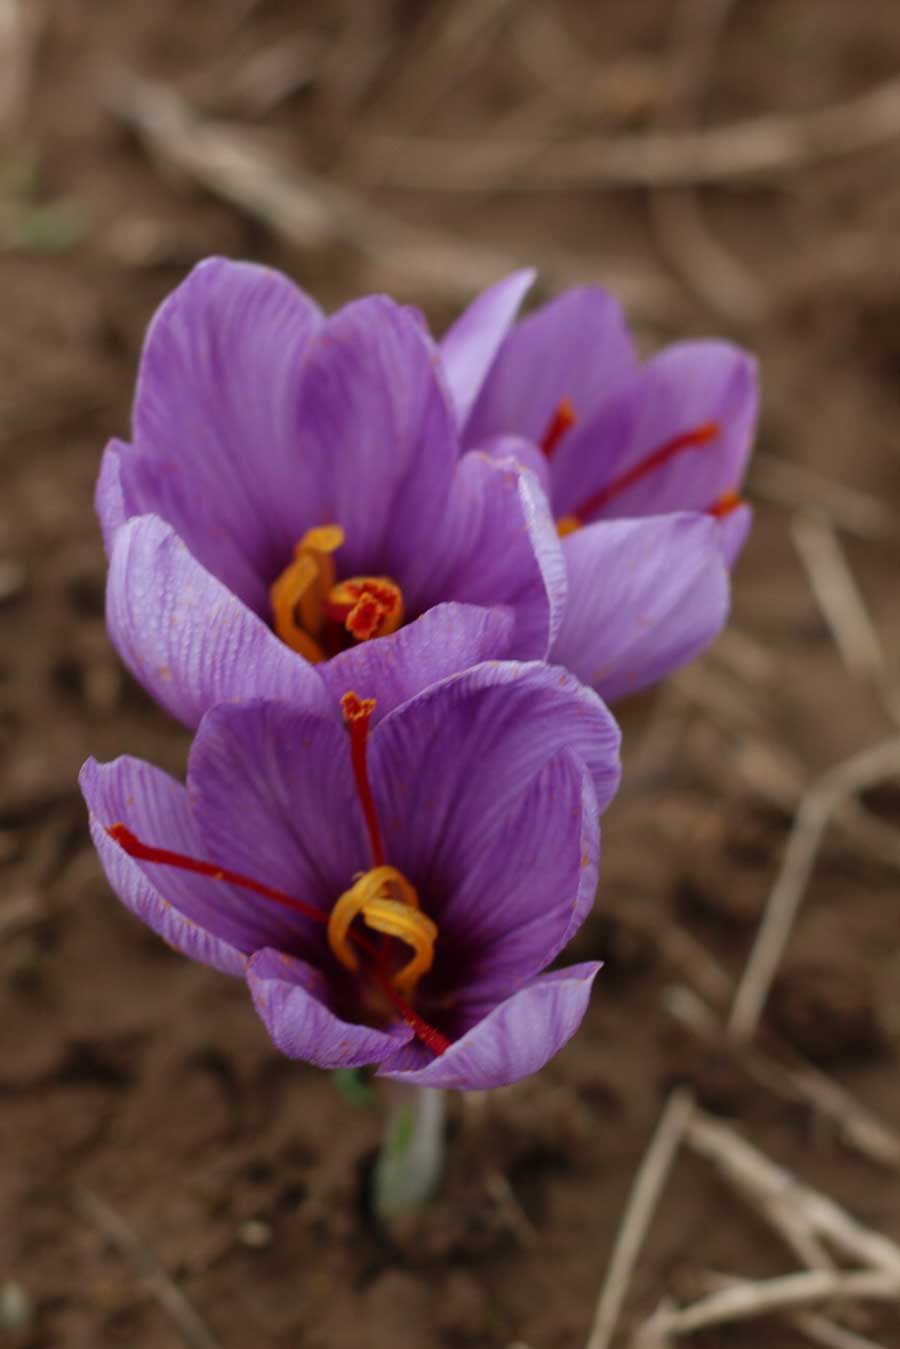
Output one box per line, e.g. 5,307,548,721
0,1282,32,1331
237,1218,272,1249
0,559,26,605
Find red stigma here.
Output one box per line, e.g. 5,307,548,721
341,691,386,867
707,488,744,519
574,420,720,522
106,823,450,1056
106,823,329,926
373,964,451,1055
541,396,577,457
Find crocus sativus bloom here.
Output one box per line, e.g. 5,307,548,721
441,271,759,700
80,662,621,1089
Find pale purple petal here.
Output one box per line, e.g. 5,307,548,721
106,515,330,731
559,342,758,523
289,295,459,589
95,439,129,556
81,756,273,974
548,389,640,519
319,602,515,724
479,433,552,496
440,269,535,431
717,501,753,568
413,752,600,1008
465,287,637,449
369,662,620,919
125,257,324,610
247,949,414,1069
188,701,368,919
378,963,601,1089
552,513,730,701
430,454,566,657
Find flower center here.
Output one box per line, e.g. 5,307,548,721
102,691,448,1055
327,865,437,999
270,525,404,662
539,398,745,536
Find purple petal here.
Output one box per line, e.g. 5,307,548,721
319,602,515,724
125,257,324,610
81,756,278,975
106,515,330,730
431,454,566,658
559,341,758,523
717,501,753,568
552,513,730,701
247,949,414,1069
369,662,620,910
414,752,600,1008
95,439,129,556
479,433,552,497
289,295,459,592
187,701,368,917
464,287,637,450
378,963,601,1089
440,269,535,431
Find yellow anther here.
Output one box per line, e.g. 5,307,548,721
327,866,436,997
556,514,581,538
361,898,438,997
269,524,345,659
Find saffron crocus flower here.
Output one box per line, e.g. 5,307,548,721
97,258,564,729
80,662,621,1089
441,272,759,700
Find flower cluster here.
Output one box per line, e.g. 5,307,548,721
83,259,757,1088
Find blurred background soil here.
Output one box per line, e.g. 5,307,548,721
2,2,900,1346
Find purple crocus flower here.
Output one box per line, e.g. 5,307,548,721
97,258,564,729
441,271,759,700
80,662,621,1089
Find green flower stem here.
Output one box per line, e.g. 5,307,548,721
373,1084,446,1219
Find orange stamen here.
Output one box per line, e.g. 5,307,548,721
341,692,385,867
325,577,404,643
270,524,345,661
572,420,719,523
707,488,744,519
541,395,577,457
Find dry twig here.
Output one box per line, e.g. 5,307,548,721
729,736,900,1039
75,1187,223,1349
750,454,899,542
685,1111,900,1276
584,1089,695,1349
105,68,677,316
792,511,900,729
651,0,767,325
641,1268,900,1339
357,72,900,190
664,984,900,1171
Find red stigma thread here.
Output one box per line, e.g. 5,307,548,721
706,489,744,519
541,396,577,457
341,691,386,867
106,823,450,1056
573,420,720,523
374,965,452,1055
106,824,329,926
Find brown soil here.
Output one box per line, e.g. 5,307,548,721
2,2,900,1346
